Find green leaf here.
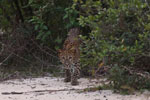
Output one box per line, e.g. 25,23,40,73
145,23,150,30
43,25,48,30
36,31,43,40
34,25,39,30
29,0,34,5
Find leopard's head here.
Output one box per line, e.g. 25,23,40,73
58,49,76,67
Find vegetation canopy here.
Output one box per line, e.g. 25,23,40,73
0,0,150,92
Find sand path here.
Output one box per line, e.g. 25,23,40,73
0,77,149,100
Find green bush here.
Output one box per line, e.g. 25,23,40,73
0,0,77,75
27,0,73,48
75,0,150,71
109,65,150,93
73,0,150,90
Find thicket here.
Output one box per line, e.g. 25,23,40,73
73,0,150,91
0,0,74,76
0,0,150,92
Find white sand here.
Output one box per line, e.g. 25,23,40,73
0,77,149,100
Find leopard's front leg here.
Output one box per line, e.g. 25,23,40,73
71,64,80,85
64,69,71,82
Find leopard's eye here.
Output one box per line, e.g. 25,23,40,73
69,56,72,59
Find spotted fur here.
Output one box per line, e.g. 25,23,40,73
58,28,81,85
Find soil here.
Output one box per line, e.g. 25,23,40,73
0,77,149,100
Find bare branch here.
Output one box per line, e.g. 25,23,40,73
32,53,59,67
0,53,13,66
0,42,4,55
45,46,57,54
12,53,32,63
122,66,150,79
31,39,59,59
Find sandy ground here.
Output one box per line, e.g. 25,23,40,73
0,77,150,100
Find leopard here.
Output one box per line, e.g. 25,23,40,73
58,28,81,85
58,48,80,85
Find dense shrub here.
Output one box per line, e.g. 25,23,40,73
72,0,150,90
0,0,150,91
0,0,75,76
0,0,74,49
27,0,74,48
74,0,150,72
109,65,150,92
